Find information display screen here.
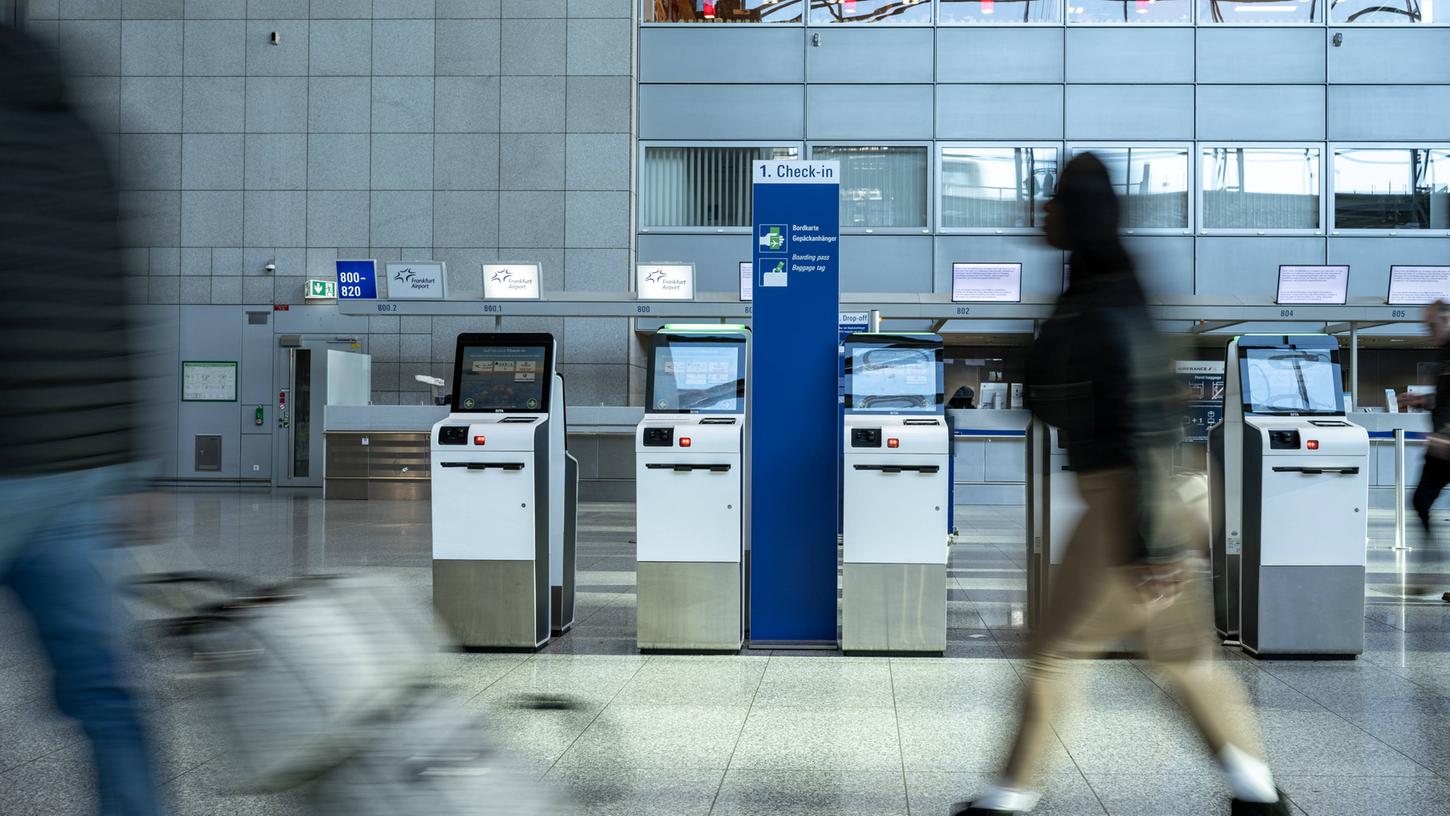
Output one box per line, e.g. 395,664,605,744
454,344,549,412
846,342,942,414
952,263,1022,303
1276,265,1349,305
650,342,745,414
1241,347,1342,416
1388,266,1450,306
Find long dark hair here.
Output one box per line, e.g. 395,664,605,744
1055,153,1141,301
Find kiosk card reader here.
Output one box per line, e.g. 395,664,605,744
841,333,948,654
431,333,577,649
635,325,750,652
1209,334,1366,658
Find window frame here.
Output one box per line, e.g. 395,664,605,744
1066,141,1196,236
1328,142,1450,237
1063,0,1198,26
1326,1,1449,26
935,141,1064,235
1195,142,1326,237
805,0,939,26
807,141,935,234
1197,0,1321,25
640,0,808,26
935,0,1067,25
637,140,806,235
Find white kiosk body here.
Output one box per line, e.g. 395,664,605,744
635,325,750,651
1210,334,1367,657
841,333,949,654
430,333,575,649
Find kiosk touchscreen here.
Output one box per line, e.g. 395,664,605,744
1209,334,1366,658
635,325,750,652
841,333,948,654
431,333,577,649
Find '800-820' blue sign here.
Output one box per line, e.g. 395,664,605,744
336,259,377,300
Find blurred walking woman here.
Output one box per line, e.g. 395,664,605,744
953,154,1289,816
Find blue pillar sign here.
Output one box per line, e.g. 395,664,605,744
750,159,840,645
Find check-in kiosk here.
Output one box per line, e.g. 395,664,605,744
431,333,577,649
635,325,750,652
1209,334,1367,658
841,333,948,654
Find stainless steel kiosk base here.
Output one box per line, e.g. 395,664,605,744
433,559,548,650
841,562,947,654
1242,565,1366,658
636,561,742,652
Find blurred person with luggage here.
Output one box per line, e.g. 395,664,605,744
952,154,1289,816
0,25,166,816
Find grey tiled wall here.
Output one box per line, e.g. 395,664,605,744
28,0,634,406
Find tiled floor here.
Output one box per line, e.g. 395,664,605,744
1,491,1447,815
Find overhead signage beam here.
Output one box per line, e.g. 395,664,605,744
339,297,1430,325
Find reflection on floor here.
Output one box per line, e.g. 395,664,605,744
1,492,1448,815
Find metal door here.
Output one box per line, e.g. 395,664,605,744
274,336,358,488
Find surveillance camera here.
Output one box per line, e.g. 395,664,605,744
264,262,276,273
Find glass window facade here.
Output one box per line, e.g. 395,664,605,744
811,145,930,228
809,0,935,23
939,0,1065,22
940,147,1058,230
1066,0,1193,23
642,145,800,229
642,144,1450,235
1330,0,1436,23
1200,0,1319,22
645,0,1442,21
1085,147,1191,230
646,0,804,23
1333,148,1450,231
1202,148,1321,231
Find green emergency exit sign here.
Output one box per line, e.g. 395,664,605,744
306,279,337,300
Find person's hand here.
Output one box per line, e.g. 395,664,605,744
1398,392,1429,409
1429,433,1450,461
1130,561,1185,607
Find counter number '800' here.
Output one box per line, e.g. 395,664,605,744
338,268,367,298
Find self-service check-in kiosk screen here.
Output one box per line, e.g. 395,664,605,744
453,343,550,412
846,341,943,414
1241,347,1343,416
649,341,745,413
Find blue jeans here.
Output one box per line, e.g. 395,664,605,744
0,467,164,816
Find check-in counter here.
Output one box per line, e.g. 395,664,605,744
323,405,643,501
324,406,448,500
1347,412,1448,510
949,409,1031,506
566,407,644,503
